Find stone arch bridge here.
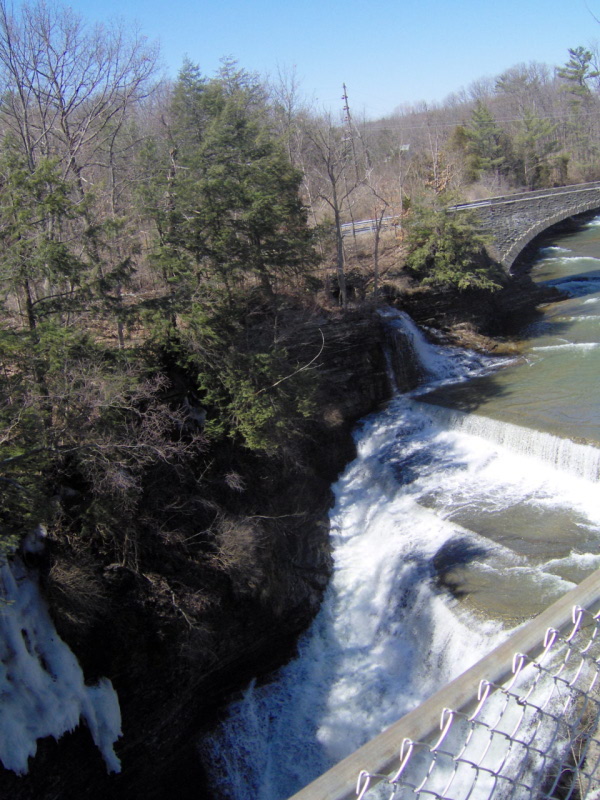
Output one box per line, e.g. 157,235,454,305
450,181,600,271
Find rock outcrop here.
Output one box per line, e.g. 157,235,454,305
0,311,391,800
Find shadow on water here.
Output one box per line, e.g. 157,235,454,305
388,446,463,486
529,213,600,257
432,538,489,599
414,370,516,414
541,268,600,299
523,314,578,337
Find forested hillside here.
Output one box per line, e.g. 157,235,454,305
0,3,325,556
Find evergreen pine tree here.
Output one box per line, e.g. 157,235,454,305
465,101,508,183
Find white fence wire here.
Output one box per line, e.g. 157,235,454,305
355,607,600,800
289,570,600,800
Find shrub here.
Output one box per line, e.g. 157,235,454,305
405,203,504,292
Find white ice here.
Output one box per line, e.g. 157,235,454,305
0,558,122,774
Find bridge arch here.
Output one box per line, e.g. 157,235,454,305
452,181,600,272
502,200,600,270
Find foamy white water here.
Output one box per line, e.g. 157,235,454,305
380,308,500,388
203,308,600,799
418,404,600,482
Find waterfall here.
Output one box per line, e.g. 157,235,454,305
418,403,600,482
0,555,122,775
382,309,599,482
381,310,429,390
382,310,448,379
380,308,501,393
203,308,600,800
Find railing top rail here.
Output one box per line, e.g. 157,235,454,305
449,180,600,211
287,566,600,800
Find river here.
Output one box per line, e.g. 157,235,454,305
202,218,600,799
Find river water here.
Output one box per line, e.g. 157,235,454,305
203,219,600,799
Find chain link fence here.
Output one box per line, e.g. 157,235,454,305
289,571,600,800
355,607,600,799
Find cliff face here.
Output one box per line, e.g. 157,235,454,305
0,311,391,800
395,273,560,341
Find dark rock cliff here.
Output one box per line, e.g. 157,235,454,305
0,311,391,800
394,274,560,340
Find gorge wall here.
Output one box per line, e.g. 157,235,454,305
0,311,391,800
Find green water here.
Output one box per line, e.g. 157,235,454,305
424,220,600,445
415,217,600,621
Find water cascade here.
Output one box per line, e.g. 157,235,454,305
204,268,600,800
416,404,600,482
381,308,494,390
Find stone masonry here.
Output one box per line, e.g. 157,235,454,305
451,181,600,271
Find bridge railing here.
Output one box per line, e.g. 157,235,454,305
449,180,600,212
287,568,600,800
340,217,396,237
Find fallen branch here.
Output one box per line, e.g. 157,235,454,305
254,329,325,396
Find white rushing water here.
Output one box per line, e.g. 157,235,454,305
419,404,600,482
204,310,600,800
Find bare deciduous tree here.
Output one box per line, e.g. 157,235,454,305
302,112,362,307
0,0,159,183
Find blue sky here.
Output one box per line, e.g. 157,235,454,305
59,0,600,118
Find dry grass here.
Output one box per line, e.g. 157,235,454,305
212,515,268,598
311,228,410,309
45,556,108,631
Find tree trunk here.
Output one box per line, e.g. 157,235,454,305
333,207,347,308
